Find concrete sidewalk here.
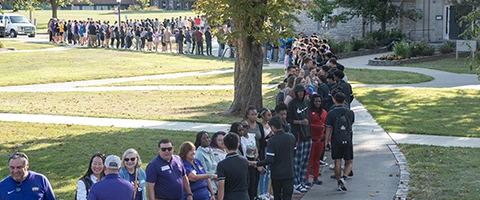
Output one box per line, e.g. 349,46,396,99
389,133,480,148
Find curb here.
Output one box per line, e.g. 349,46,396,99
388,144,410,200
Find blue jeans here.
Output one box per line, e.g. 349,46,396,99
279,47,285,62
258,149,271,195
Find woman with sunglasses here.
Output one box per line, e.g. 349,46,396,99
119,148,147,200
179,142,216,200
76,152,106,200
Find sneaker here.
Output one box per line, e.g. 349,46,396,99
320,161,328,166
348,170,354,177
313,179,323,185
304,182,312,187
330,174,336,179
302,184,310,189
293,188,301,194
329,164,335,170
295,185,308,192
338,177,347,191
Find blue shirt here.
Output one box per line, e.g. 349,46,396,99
0,171,55,200
87,173,133,200
146,155,186,200
182,159,209,200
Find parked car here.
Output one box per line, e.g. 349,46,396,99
0,14,36,38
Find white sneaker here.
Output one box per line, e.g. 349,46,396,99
329,164,335,170
293,188,301,194
295,185,308,192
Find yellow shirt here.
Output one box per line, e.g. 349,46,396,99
59,23,64,32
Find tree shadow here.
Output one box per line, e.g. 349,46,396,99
97,10,190,16
95,47,236,62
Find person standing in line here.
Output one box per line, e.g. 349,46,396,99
250,116,296,200
216,134,249,200
119,149,147,200
205,27,213,56
325,92,355,192
306,94,327,185
194,27,203,55
146,139,194,200
0,152,55,200
87,155,134,200
76,152,106,200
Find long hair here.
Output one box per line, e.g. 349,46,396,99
80,152,106,180
310,94,324,117
210,131,226,148
194,131,208,150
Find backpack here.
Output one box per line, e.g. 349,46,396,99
75,176,93,200
333,109,352,146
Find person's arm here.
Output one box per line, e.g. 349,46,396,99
206,178,215,199
284,95,293,106
256,139,275,167
44,177,56,200
325,127,332,146
187,171,216,182
76,180,87,200
146,182,155,200
217,180,225,200
182,175,193,200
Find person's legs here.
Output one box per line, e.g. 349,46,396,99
186,42,191,54
271,179,282,200
279,47,285,62
306,141,320,182
299,140,312,185
200,41,204,55
294,141,303,186
282,178,294,200
247,165,257,200
196,41,200,55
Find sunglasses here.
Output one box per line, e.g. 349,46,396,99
161,147,173,152
124,157,136,162
9,153,28,162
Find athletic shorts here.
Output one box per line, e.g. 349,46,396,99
100,36,105,41
331,145,353,160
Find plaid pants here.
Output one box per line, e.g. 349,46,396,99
294,139,312,185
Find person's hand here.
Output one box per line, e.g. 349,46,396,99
210,194,216,200
248,161,257,167
187,195,193,200
210,174,218,180
257,167,266,173
302,119,309,125
325,143,331,151
246,149,254,155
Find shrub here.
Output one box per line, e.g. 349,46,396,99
351,37,364,51
128,4,142,10
393,41,411,58
387,29,406,39
363,37,378,50
439,41,455,54
0,41,3,48
410,41,435,57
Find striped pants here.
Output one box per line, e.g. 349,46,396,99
294,139,312,186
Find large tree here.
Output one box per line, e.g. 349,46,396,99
455,0,480,78
194,0,305,114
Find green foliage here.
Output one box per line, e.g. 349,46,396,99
136,0,150,9
0,41,3,48
410,41,435,57
195,0,306,45
458,5,480,76
366,29,406,42
362,37,378,49
350,36,363,51
128,4,142,11
307,0,349,25
438,41,455,54
393,41,411,58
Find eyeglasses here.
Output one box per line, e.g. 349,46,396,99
9,153,28,162
124,157,136,162
16,183,21,193
161,147,173,152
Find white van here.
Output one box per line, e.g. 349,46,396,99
0,14,36,38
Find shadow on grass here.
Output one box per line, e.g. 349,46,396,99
97,10,190,15
355,88,480,137
0,125,196,200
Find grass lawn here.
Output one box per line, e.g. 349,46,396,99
400,144,480,200
0,121,196,200
354,88,480,137
0,89,277,124
402,57,479,74
100,68,433,86
5,10,195,33
0,40,58,50
0,48,233,86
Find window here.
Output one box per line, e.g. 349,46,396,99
10,16,29,23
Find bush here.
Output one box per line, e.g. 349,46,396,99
439,41,455,54
351,37,364,51
0,41,3,48
363,37,378,50
410,41,435,57
393,41,411,58
387,29,406,39
128,4,142,10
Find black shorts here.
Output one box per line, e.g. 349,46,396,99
331,145,353,160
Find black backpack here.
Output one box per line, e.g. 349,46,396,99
75,176,93,200
333,109,352,146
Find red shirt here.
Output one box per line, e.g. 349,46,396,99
310,109,327,141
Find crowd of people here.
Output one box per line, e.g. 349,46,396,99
0,34,356,200
47,15,234,56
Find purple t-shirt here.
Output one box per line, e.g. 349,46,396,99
146,155,186,200
0,171,55,200
87,173,133,200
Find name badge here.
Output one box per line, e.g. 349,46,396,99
32,187,39,192
192,170,197,175
161,165,170,171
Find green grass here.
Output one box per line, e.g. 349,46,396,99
0,40,57,50
5,10,195,33
0,89,277,124
354,88,480,137
99,68,434,86
0,121,196,200
0,48,233,86
403,58,479,74
400,144,480,200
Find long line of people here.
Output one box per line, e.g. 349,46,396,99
0,33,355,200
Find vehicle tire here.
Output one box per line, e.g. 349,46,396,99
10,29,17,38
28,33,35,38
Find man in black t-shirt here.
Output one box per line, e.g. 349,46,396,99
325,92,355,192
217,134,249,200
88,21,97,47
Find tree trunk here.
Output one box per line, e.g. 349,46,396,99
227,21,264,114
361,16,366,38
50,0,58,18
381,21,386,32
